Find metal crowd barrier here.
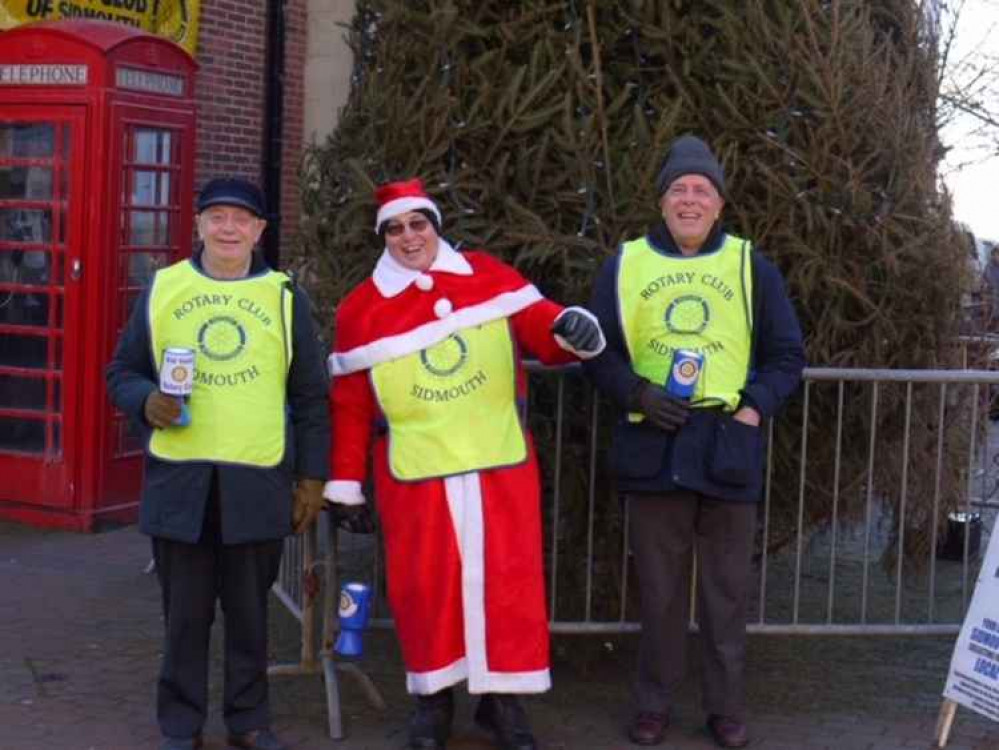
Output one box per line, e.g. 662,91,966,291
522,365,999,636
267,520,385,739
753,368,999,635
270,365,999,737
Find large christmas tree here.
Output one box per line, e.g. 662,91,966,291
297,0,969,615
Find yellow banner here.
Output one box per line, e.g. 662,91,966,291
0,1,200,56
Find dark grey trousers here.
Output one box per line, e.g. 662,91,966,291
627,491,756,720
152,481,284,739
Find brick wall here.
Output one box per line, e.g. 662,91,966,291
195,1,267,185
193,0,308,261
281,0,308,257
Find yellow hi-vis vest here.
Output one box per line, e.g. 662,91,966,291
147,260,293,466
370,318,527,481
618,234,753,414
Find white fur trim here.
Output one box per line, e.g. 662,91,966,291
323,480,365,505
447,473,486,688
375,196,441,232
328,285,543,375
406,658,469,695
372,239,470,298
467,668,551,694
552,306,606,359
405,660,550,695
434,472,552,695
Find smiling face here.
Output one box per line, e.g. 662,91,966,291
197,205,266,278
659,174,725,255
384,210,440,272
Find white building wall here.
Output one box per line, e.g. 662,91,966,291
304,0,355,144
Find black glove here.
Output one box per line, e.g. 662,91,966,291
551,307,604,355
330,503,377,534
628,380,690,432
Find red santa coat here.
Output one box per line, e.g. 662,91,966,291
327,243,576,695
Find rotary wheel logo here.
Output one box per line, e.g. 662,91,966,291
673,359,701,386
197,316,246,362
420,334,468,377
338,591,359,618
170,365,189,382
665,295,710,334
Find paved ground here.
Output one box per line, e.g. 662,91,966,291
3,519,999,750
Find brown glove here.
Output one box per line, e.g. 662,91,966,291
628,379,690,432
144,391,182,429
292,478,326,534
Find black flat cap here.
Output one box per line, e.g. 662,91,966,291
197,178,266,218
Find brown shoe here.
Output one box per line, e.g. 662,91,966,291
627,711,669,745
706,715,748,748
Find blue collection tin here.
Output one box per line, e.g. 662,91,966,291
666,349,703,400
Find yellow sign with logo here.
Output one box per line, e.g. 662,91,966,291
0,0,201,56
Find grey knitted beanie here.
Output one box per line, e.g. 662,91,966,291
655,135,726,197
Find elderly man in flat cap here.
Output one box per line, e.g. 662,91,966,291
107,177,329,750
583,136,805,748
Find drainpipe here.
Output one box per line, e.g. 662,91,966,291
262,0,286,269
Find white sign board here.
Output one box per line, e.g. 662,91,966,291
116,67,185,97
0,64,88,86
943,524,999,723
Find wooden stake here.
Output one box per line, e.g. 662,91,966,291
935,699,957,748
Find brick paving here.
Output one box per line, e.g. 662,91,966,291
3,519,999,750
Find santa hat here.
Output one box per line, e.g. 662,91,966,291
374,178,443,233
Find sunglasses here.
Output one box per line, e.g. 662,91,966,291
384,217,432,237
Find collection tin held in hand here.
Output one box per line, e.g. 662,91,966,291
160,347,195,426
666,349,703,400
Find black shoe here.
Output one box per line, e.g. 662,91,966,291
706,715,749,749
160,736,202,750
627,711,669,745
227,729,287,750
408,688,455,749
474,694,537,750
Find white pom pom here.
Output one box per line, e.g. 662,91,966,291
433,298,453,318
415,274,434,291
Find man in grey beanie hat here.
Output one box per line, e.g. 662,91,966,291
582,136,804,748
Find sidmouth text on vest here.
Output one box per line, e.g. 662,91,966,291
195,365,261,387
648,340,725,357
410,370,488,402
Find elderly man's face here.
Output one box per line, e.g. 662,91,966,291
384,211,440,271
197,205,266,274
659,174,724,254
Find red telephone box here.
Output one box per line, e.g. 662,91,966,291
0,21,197,530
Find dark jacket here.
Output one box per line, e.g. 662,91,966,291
583,222,805,501
105,251,330,543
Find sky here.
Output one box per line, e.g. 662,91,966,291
941,0,999,243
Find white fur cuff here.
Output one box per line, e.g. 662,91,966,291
323,480,366,506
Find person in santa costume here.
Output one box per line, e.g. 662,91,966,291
324,179,605,750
